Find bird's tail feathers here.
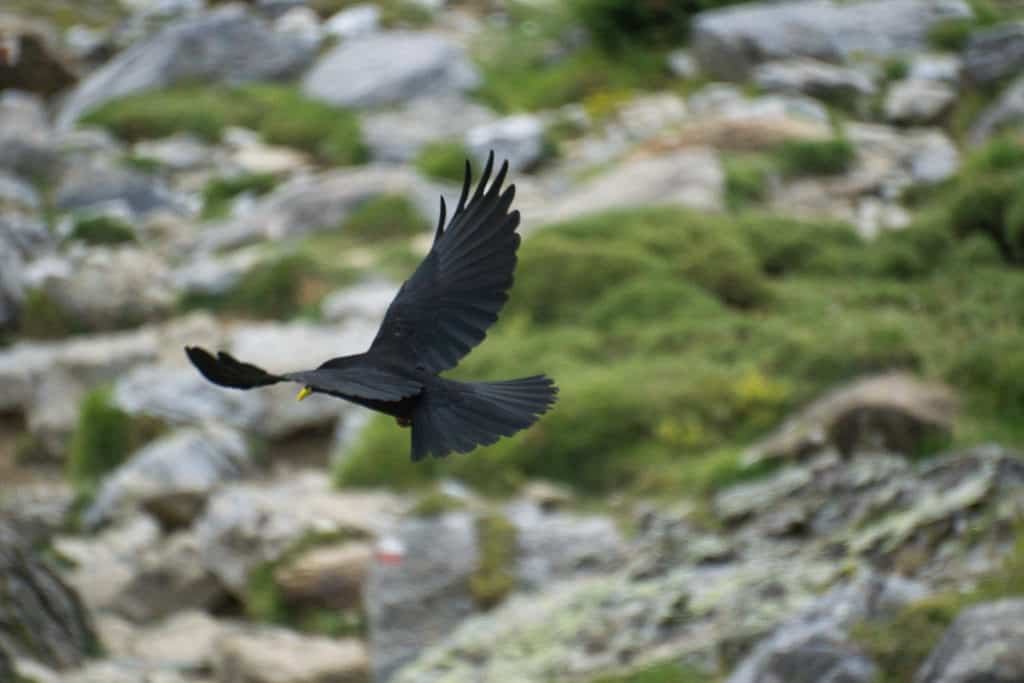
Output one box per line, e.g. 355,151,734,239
411,375,557,461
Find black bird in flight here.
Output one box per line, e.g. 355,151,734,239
185,152,557,461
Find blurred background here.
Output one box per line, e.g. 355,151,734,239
2,0,1024,681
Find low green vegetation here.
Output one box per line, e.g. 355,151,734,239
409,490,467,517
587,660,716,683
179,252,346,321
82,85,367,166
569,0,749,53
66,214,136,246
723,154,776,211
851,529,1024,682
773,138,856,177
469,512,518,609
415,141,473,183
343,194,430,242
201,173,279,220
66,387,165,495
244,529,366,638
335,136,1024,498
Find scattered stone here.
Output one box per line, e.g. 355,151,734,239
667,49,699,79
215,628,369,683
508,501,626,590
0,91,57,179
320,280,399,324
302,31,479,109
366,512,479,681
970,72,1024,143
0,14,78,96
58,5,316,128
0,522,96,670
614,93,689,141
133,133,213,172
120,609,232,672
83,425,252,529
0,172,41,212
362,95,496,163
53,515,162,614
466,114,546,173
692,0,972,81
109,531,226,623
195,471,400,595
274,6,322,50
908,53,961,85
28,247,176,331
744,372,958,464
884,79,956,124
324,4,381,40
545,148,723,222
963,21,1024,85
753,58,877,102
55,159,184,218
915,599,1024,683
274,541,374,610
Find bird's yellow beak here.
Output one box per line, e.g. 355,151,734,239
297,386,313,402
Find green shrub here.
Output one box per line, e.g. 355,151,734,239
588,660,716,683
414,141,471,183
724,155,776,211
927,18,976,51
201,173,278,220
180,252,322,320
343,194,429,242
469,512,517,609
83,85,367,166
774,138,856,177
738,214,865,276
67,387,163,493
67,214,136,245
584,276,725,331
949,174,1024,264
570,0,746,52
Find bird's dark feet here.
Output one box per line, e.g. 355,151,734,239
396,417,412,428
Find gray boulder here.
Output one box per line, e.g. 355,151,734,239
194,471,400,595
302,31,479,109
57,5,315,128
0,523,96,670
367,513,480,682
54,160,184,218
729,572,927,683
215,628,369,683
0,91,57,179
915,599,1024,683
109,531,226,623
692,0,972,81
544,148,723,223
743,372,958,464
753,58,877,102
884,79,956,124
466,114,547,173
971,73,1024,143
362,95,496,163
83,425,252,529
908,54,962,85
963,22,1024,85
324,3,382,40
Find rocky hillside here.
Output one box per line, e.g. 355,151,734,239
2,0,1024,682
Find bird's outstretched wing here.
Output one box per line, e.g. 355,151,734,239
185,346,422,401
369,151,521,373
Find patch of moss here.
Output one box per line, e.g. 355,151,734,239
587,660,716,683
927,18,976,51
414,141,472,183
773,138,856,177
180,252,330,320
66,387,165,495
343,194,430,242
82,85,367,166
410,491,467,517
723,154,776,211
66,214,136,246
201,173,278,220
469,512,518,610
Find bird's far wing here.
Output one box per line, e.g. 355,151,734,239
185,346,421,402
370,151,521,373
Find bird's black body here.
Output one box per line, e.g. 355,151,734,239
185,153,557,460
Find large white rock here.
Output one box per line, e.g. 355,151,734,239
302,31,479,109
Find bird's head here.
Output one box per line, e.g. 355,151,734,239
297,386,314,401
